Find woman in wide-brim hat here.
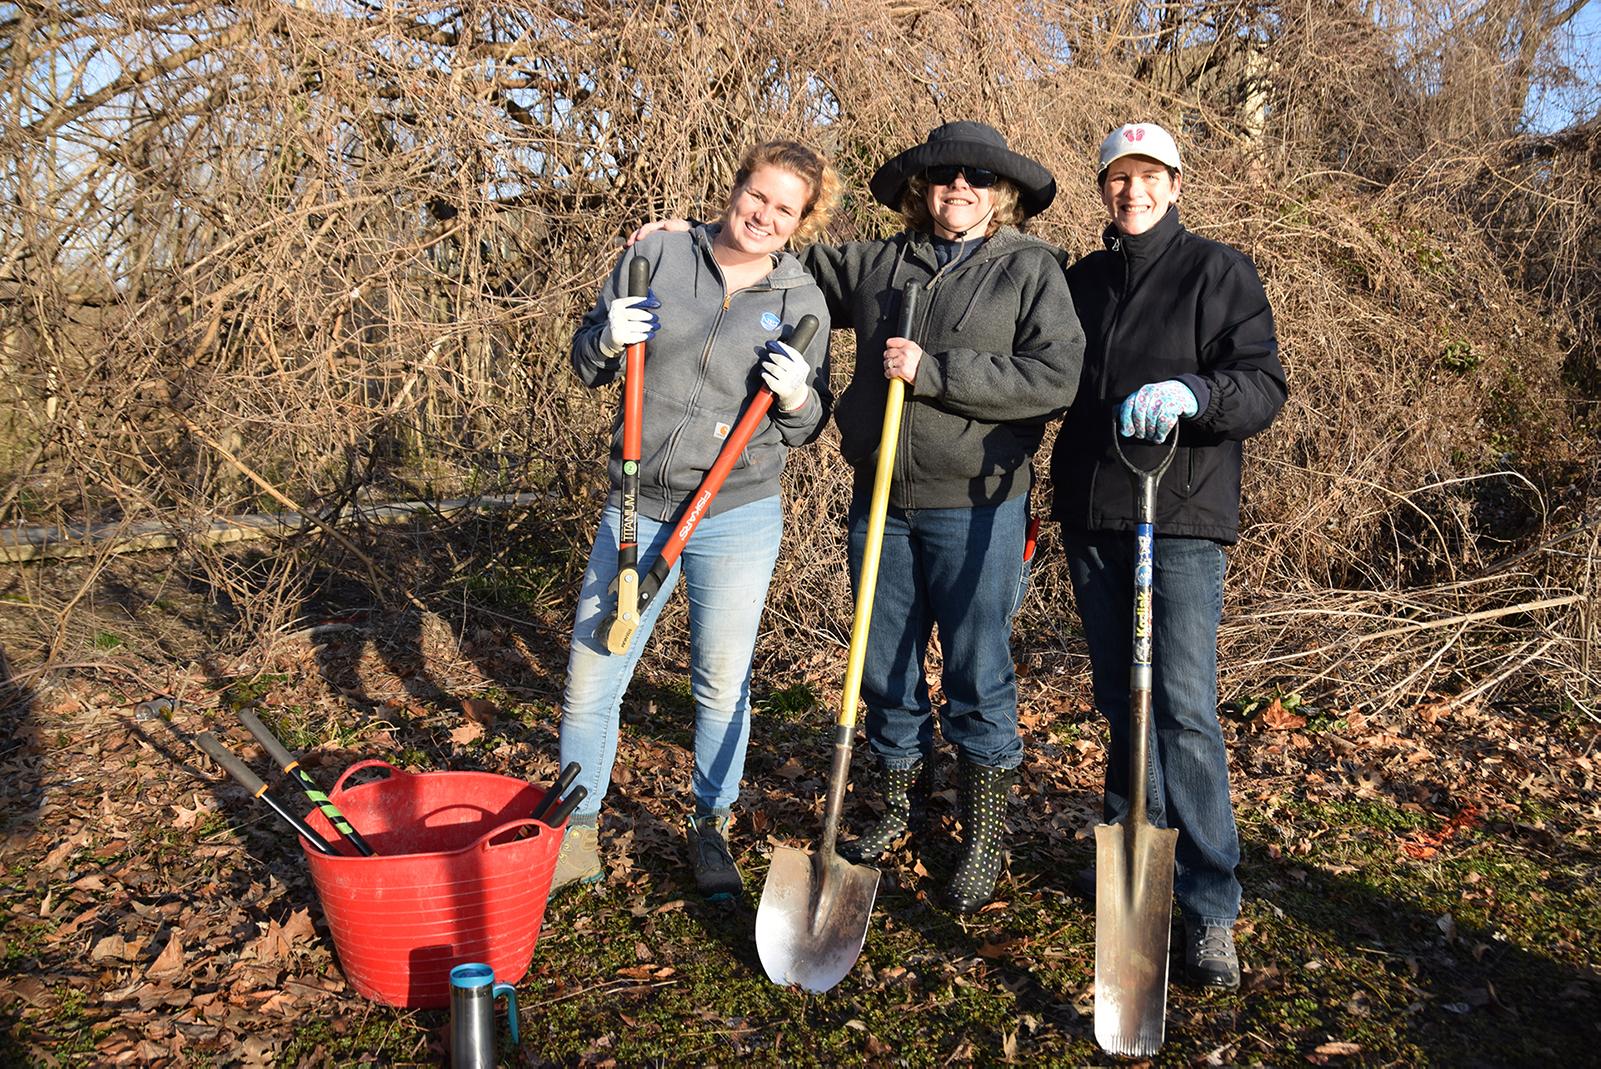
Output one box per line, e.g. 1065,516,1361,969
630,120,1084,915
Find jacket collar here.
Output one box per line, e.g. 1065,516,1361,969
1102,204,1184,267
904,224,1036,268
692,223,815,291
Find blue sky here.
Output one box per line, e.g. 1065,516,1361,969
1525,1,1601,132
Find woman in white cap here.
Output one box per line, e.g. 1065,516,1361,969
632,122,1084,914
1051,122,1287,987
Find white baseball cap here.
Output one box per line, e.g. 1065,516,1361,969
1097,123,1182,175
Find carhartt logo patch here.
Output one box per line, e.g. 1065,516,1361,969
714,422,731,440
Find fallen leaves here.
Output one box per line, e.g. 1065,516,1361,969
145,931,185,981
1310,1039,1362,1060
1399,805,1483,860
1262,698,1309,731
91,933,140,963
448,720,485,746
42,828,91,870
460,696,499,725
248,910,316,963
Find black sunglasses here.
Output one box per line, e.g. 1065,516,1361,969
923,164,999,188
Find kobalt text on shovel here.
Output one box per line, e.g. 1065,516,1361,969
755,280,922,993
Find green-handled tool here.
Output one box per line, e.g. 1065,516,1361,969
237,707,374,856
195,731,339,856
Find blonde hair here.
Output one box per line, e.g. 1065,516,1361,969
726,141,841,246
898,173,1025,235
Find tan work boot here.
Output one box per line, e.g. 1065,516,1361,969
549,820,602,896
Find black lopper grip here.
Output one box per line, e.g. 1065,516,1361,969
237,707,296,769
531,761,582,822
785,314,820,353
896,281,921,339
197,731,268,796
542,785,589,828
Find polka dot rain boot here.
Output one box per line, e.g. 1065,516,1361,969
840,759,929,863
947,759,1015,915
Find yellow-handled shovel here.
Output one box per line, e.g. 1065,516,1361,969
755,280,922,993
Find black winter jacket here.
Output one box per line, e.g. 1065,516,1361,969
1050,206,1286,543
803,227,1084,509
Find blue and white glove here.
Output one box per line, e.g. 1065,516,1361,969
1119,380,1198,443
761,339,812,412
599,290,661,356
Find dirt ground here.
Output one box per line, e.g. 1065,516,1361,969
1,548,1598,1066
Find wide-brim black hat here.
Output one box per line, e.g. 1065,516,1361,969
869,120,1057,217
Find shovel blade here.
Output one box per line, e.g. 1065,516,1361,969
1093,820,1180,1057
756,844,880,993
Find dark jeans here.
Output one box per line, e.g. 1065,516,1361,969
1065,530,1241,927
848,493,1029,771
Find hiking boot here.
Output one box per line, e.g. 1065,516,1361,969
947,759,1016,915
686,813,743,901
839,759,929,863
1184,921,1241,989
1071,864,1096,900
549,819,603,895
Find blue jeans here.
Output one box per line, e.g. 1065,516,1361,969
1064,530,1240,927
559,497,783,820
848,493,1029,771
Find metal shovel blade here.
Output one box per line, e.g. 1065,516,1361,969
756,843,880,993
1093,819,1180,1057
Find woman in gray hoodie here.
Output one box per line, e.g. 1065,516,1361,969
551,141,837,901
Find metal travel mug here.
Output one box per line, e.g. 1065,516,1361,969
450,963,519,1069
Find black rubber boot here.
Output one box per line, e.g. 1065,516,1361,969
839,759,928,863
947,759,1015,914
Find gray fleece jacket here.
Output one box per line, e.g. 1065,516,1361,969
571,227,832,522
802,226,1084,509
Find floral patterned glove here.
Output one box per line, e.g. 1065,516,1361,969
1119,380,1198,443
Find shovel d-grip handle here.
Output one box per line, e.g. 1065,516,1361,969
606,255,653,653
1110,420,1179,829
600,313,821,655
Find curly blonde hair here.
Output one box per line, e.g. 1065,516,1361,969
726,140,842,246
898,173,1024,236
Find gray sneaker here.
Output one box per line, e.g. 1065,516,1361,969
1184,921,1241,989
549,820,603,896
686,814,743,901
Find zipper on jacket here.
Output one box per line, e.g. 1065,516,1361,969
1087,242,1136,530
898,243,1002,509
655,281,774,499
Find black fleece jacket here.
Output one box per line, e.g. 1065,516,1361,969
1050,206,1287,543
803,227,1084,510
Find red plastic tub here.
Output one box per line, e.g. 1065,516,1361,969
300,759,563,1009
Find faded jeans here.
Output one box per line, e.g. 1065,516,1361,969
848,493,1030,771
1064,530,1241,928
559,496,782,821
